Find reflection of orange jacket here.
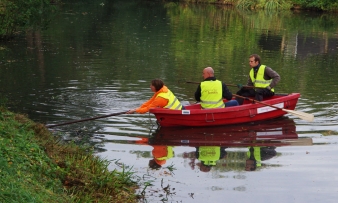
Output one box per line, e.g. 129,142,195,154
136,86,170,114
135,137,149,145
152,146,174,166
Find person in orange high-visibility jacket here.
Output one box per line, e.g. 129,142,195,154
126,79,183,114
148,145,174,169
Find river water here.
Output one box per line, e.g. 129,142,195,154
1,0,338,202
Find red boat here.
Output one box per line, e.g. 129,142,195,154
149,93,301,127
148,117,312,147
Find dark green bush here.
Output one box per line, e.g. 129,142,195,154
0,0,56,40
282,0,338,10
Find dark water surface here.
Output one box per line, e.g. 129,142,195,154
1,1,338,202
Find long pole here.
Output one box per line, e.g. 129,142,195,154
46,111,128,128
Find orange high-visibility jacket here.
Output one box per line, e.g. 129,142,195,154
136,86,176,114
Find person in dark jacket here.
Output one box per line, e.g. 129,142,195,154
245,146,277,171
236,54,280,105
183,146,227,172
195,67,238,108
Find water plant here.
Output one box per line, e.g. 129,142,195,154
236,0,292,10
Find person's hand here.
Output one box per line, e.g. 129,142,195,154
237,84,243,89
266,86,271,90
126,109,136,114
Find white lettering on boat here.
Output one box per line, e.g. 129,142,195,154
256,130,283,136
257,103,284,114
182,110,191,115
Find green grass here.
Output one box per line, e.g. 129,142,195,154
0,106,139,203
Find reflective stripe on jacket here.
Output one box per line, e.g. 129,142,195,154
198,146,221,166
157,89,182,110
249,65,275,92
200,80,225,109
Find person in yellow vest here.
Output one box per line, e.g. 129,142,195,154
195,67,238,109
236,54,280,105
245,146,277,171
196,146,227,172
183,146,227,172
148,145,174,170
126,79,183,114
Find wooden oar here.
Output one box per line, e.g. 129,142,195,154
233,94,314,122
46,111,128,128
282,138,313,146
186,81,254,88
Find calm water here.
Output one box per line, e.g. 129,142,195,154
1,0,338,202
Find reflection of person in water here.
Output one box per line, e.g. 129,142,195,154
148,145,174,170
135,137,175,170
184,146,227,172
245,146,277,171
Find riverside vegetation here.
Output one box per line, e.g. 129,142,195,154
0,0,57,40
176,0,338,11
1,0,338,39
0,101,139,202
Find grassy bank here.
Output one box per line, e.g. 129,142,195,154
0,105,138,202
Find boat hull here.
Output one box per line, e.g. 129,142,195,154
149,93,300,127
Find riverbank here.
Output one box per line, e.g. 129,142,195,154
0,106,138,202
174,0,338,11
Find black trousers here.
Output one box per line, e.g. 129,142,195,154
235,88,274,105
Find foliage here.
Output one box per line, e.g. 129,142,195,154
292,0,338,11
236,0,293,10
0,107,138,202
0,0,56,40
236,0,256,10
173,0,338,11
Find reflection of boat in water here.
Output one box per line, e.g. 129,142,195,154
110,117,312,172
149,117,312,147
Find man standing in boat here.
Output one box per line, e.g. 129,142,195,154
195,67,238,108
126,79,183,114
236,54,281,105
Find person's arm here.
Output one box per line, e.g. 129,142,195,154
126,94,157,114
135,96,168,114
194,85,202,102
246,76,254,87
222,83,233,100
139,94,156,108
265,67,280,88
